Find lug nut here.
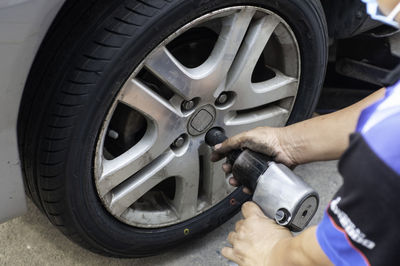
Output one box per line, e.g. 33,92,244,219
216,93,229,105
182,100,195,111
173,136,185,148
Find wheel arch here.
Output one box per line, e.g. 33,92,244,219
319,0,381,39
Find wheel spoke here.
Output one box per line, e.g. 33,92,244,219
222,106,290,137
144,9,255,100
225,14,280,94
98,123,188,197
108,150,176,217
98,79,186,196
232,71,298,110
144,46,194,99
199,144,230,205
98,125,155,196
167,148,200,220
120,78,183,123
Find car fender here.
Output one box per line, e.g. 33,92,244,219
0,0,65,223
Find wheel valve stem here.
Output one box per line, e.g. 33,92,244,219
108,129,119,140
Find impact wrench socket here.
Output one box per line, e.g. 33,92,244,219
205,128,319,232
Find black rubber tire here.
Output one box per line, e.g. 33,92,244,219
18,0,328,257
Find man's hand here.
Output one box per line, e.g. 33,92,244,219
211,127,298,167
211,89,386,190
211,127,299,193
222,202,333,266
222,202,292,266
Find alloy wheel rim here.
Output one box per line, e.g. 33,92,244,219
94,6,301,228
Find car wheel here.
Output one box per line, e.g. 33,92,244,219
19,0,327,257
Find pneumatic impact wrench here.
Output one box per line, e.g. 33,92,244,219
205,128,319,232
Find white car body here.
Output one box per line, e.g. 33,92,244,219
0,0,65,223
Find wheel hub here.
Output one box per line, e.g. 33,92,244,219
187,105,216,136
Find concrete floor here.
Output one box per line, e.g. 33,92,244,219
0,161,342,266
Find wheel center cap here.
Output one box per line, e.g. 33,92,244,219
188,105,216,136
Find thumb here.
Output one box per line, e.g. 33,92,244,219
241,201,265,218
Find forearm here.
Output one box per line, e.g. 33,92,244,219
281,88,385,164
272,226,332,266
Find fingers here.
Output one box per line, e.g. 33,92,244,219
211,134,247,162
229,177,239,187
210,150,223,162
242,187,252,195
235,219,244,232
228,231,237,245
222,163,232,173
241,201,265,219
228,225,248,246
228,177,253,195
225,232,246,265
217,134,246,154
221,247,241,264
